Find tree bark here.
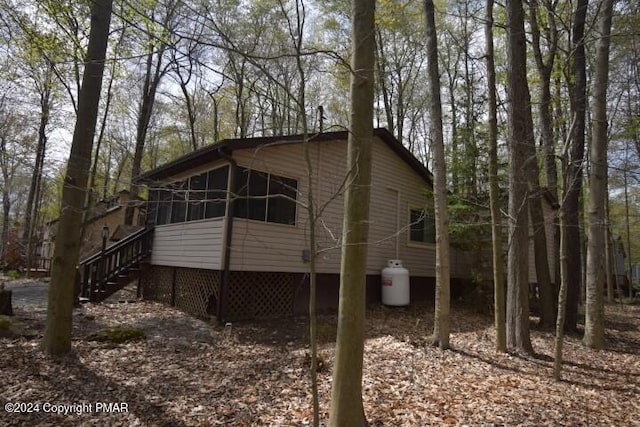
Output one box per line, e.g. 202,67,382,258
128,6,176,221
423,0,450,350
23,69,52,274
565,0,589,332
0,136,11,267
584,0,614,349
505,0,533,354
41,0,112,356
528,0,559,328
485,0,506,353
554,172,569,380
605,204,614,303
523,105,554,328
328,0,375,425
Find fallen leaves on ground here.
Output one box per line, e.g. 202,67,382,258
1,294,639,426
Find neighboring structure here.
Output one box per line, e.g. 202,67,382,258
39,190,145,271
136,128,474,320
611,234,630,295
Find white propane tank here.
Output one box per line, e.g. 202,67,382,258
381,259,410,306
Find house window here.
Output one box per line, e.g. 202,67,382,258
234,168,297,225
409,208,435,244
150,165,230,225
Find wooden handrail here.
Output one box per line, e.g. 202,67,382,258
79,227,154,301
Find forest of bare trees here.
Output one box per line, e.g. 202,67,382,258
0,0,638,423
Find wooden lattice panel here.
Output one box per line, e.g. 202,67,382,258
174,268,219,319
226,271,296,319
143,266,174,305
226,272,255,320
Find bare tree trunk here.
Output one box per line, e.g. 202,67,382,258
423,0,450,350
525,0,558,329
129,49,163,207
584,0,614,349
605,204,614,303
89,26,124,204
328,0,375,424
529,0,558,198
41,0,112,356
23,70,52,274
485,0,506,353
524,97,553,329
505,0,533,354
128,6,176,221
565,0,589,332
0,136,10,266
554,172,570,380
554,115,577,380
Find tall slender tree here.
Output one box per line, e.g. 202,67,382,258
424,0,450,350
564,0,589,332
506,0,533,354
584,0,615,349
42,0,112,356
328,0,375,425
128,0,179,217
485,0,506,353
528,0,559,328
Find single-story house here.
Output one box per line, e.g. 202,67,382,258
135,128,476,320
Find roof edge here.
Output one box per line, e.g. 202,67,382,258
134,128,433,186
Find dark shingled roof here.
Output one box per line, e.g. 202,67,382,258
135,128,432,186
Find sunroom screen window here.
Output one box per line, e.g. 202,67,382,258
170,182,187,223
235,169,267,221
156,190,172,225
187,173,207,221
235,168,297,225
149,165,229,225
205,166,229,218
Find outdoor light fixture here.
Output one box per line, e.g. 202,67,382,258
101,224,110,254
102,224,109,240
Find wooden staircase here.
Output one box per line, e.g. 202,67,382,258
79,227,154,303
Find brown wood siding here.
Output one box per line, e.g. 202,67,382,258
229,137,440,277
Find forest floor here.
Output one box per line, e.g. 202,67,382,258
1,279,639,426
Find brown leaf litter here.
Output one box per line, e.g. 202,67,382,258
1,286,638,426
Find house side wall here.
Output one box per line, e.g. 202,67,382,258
230,141,321,272
368,140,436,276
151,219,225,269
229,137,447,278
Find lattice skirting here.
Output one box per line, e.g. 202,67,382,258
140,265,174,305
225,271,301,320
141,266,302,320
141,265,220,319
174,268,220,318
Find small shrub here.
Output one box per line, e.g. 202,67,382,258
7,270,19,280
85,327,145,343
